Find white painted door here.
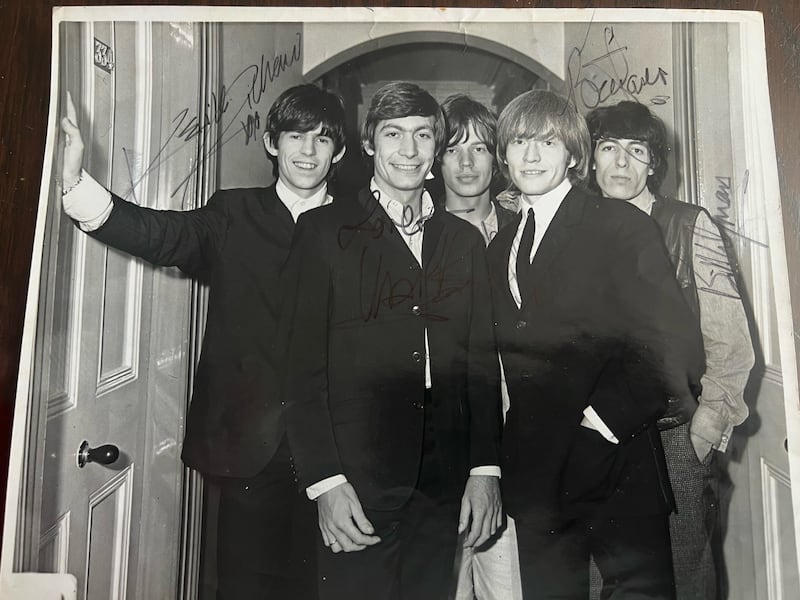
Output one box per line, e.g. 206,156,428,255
17,21,204,600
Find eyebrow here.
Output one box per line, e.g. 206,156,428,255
379,121,434,134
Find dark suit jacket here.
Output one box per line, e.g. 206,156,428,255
486,186,704,526
282,187,502,511
89,185,295,478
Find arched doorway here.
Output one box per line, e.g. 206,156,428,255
308,37,561,196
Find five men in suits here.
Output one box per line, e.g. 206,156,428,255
60,84,346,599
281,81,503,600
486,90,705,599
61,78,716,599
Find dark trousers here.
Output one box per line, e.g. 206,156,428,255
213,435,317,600
316,391,461,600
515,513,675,600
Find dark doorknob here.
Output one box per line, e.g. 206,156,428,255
77,440,120,468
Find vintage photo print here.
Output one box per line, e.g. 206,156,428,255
2,7,796,600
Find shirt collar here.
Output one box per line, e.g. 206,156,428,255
276,178,332,221
517,178,572,214
628,189,657,216
370,178,435,229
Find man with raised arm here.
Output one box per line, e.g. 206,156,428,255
281,81,503,600
60,85,346,599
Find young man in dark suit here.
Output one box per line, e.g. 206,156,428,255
438,94,516,245
586,101,754,600
59,84,346,599
282,81,503,600
437,93,522,600
486,90,705,599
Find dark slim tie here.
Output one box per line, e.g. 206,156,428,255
516,207,535,295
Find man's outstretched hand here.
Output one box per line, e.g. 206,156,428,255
61,91,84,190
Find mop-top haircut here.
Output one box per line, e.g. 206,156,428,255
360,81,446,157
586,101,669,193
496,89,591,185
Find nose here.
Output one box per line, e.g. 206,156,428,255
615,148,628,167
300,134,315,155
399,134,417,158
459,148,473,168
524,140,540,162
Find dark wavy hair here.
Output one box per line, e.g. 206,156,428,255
496,90,591,186
586,101,669,193
440,94,498,156
360,81,446,157
264,84,346,177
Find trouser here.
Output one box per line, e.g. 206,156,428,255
453,515,523,600
213,435,318,600
515,512,675,600
317,390,461,600
589,423,719,600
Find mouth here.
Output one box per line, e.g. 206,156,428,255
391,163,421,172
292,161,318,171
609,175,631,183
519,169,546,176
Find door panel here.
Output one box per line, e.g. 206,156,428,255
27,21,199,600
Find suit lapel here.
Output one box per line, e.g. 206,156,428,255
491,211,523,311
519,188,587,307
422,207,444,267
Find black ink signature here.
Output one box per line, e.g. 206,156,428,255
336,206,471,324
567,25,670,111
711,174,768,249
120,32,302,204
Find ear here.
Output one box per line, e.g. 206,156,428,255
363,141,375,157
568,155,577,169
264,133,278,158
332,146,346,164
648,167,655,175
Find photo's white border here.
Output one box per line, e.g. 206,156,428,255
3,7,796,598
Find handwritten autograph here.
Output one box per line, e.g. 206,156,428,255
121,32,302,203
567,25,670,110
336,201,470,324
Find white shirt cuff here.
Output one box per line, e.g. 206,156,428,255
306,474,348,500
62,169,113,231
582,406,619,444
470,466,501,478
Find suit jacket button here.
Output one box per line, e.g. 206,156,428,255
412,304,421,316
412,351,422,362
516,320,527,329
412,400,424,409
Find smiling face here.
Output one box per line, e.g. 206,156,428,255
364,115,436,203
440,124,494,205
592,137,653,202
504,131,575,200
266,124,344,199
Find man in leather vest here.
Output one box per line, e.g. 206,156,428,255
587,101,755,600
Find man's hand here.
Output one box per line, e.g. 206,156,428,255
458,475,502,548
317,482,381,553
61,91,84,189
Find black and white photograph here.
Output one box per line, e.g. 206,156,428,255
1,6,798,600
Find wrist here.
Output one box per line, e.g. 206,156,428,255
62,170,83,195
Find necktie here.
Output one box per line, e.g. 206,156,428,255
516,207,535,295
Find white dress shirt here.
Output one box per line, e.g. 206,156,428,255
506,179,618,444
